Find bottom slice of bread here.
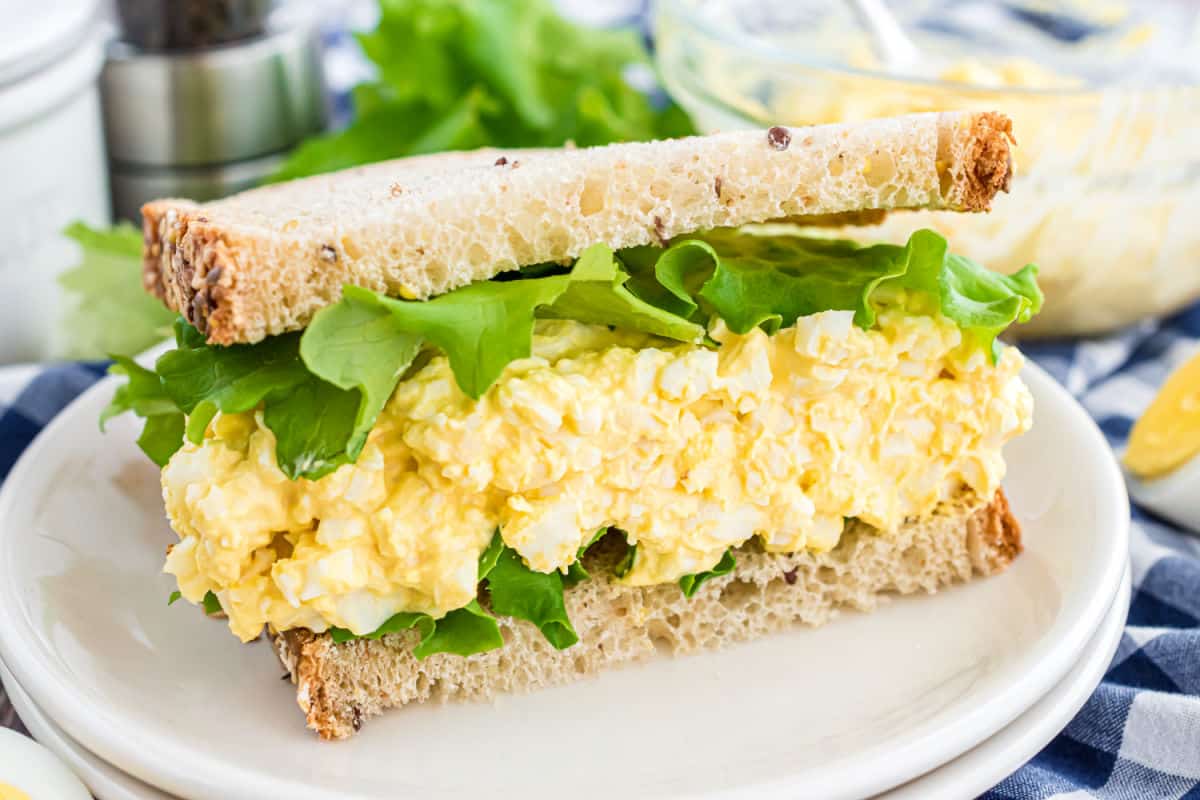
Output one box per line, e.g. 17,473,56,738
275,489,1019,739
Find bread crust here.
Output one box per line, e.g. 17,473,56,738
275,489,1020,740
143,112,1014,345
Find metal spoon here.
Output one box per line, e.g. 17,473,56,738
848,0,921,72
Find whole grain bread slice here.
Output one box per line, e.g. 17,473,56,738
143,111,1014,345
275,489,1019,739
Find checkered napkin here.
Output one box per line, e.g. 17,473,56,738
1,312,1198,797
983,305,1200,799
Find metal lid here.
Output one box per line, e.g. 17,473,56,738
115,0,273,51
0,0,101,87
109,152,285,223
100,3,327,167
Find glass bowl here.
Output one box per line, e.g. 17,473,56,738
655,0,1200,336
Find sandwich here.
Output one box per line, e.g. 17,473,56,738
104,111,1041,739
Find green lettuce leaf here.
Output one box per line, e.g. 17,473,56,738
413,600,504,658
679,550,736,598
100,356,178,428
564,561,589,587
100,356,185,466
155,322,309,417
540,244,704,343
477,529,506,580
328,600,504,659
898,242,1044,360
299,266,424,458
262,380,362,479
333,278,570,400
154,318,404,480
58,223,177,360
484,544,578,650
136,413,187,468
614,541,637,578
651,232,911,334
330,530,580,653
272,0,694,182
202,591,222,615
327,244,703,400
648,228,1041,361
621,244,705,321
184,401,218,444
564,528,608,587
328,538,511,654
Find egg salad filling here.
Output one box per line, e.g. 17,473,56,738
105,227,1043,654
163,312,1030,641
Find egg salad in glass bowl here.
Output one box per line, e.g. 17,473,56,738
656,0,1200,335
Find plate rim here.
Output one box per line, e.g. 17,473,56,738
0,566,1133,800
0,359,1131,800
878,562,1131,799
0,660,174,800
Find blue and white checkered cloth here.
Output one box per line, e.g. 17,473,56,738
984,305,1200,799
1,311,1199,797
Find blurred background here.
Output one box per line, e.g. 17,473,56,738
1,0,1198,363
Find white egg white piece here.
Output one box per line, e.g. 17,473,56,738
0,728,91,800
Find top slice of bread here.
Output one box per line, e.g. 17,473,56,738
142,111,1014,345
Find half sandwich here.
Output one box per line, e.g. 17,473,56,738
105,111,1040,739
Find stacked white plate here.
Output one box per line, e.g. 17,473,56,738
0,361,1131,800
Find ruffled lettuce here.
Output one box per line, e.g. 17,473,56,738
271,0,694,183
317,243,703,400
100,356,185,467
59,223,178,359
648,228,1042,360
154,321,367,480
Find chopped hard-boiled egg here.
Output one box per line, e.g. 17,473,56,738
1125,348,1200,479
0,728,91,800
162,313,1032,641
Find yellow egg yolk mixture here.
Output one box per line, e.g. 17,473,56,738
162,312,1032,641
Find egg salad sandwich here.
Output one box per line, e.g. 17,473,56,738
103,111,1040,739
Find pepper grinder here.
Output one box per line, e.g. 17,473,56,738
100,0,328,222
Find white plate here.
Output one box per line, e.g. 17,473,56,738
879,564,1131,799
0,661,173,800
1,566,1131,800
0,362,1130,800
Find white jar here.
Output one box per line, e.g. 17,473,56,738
0,0,109,363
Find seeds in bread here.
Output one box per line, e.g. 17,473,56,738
143,111,1014,345
275,489,1020,739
